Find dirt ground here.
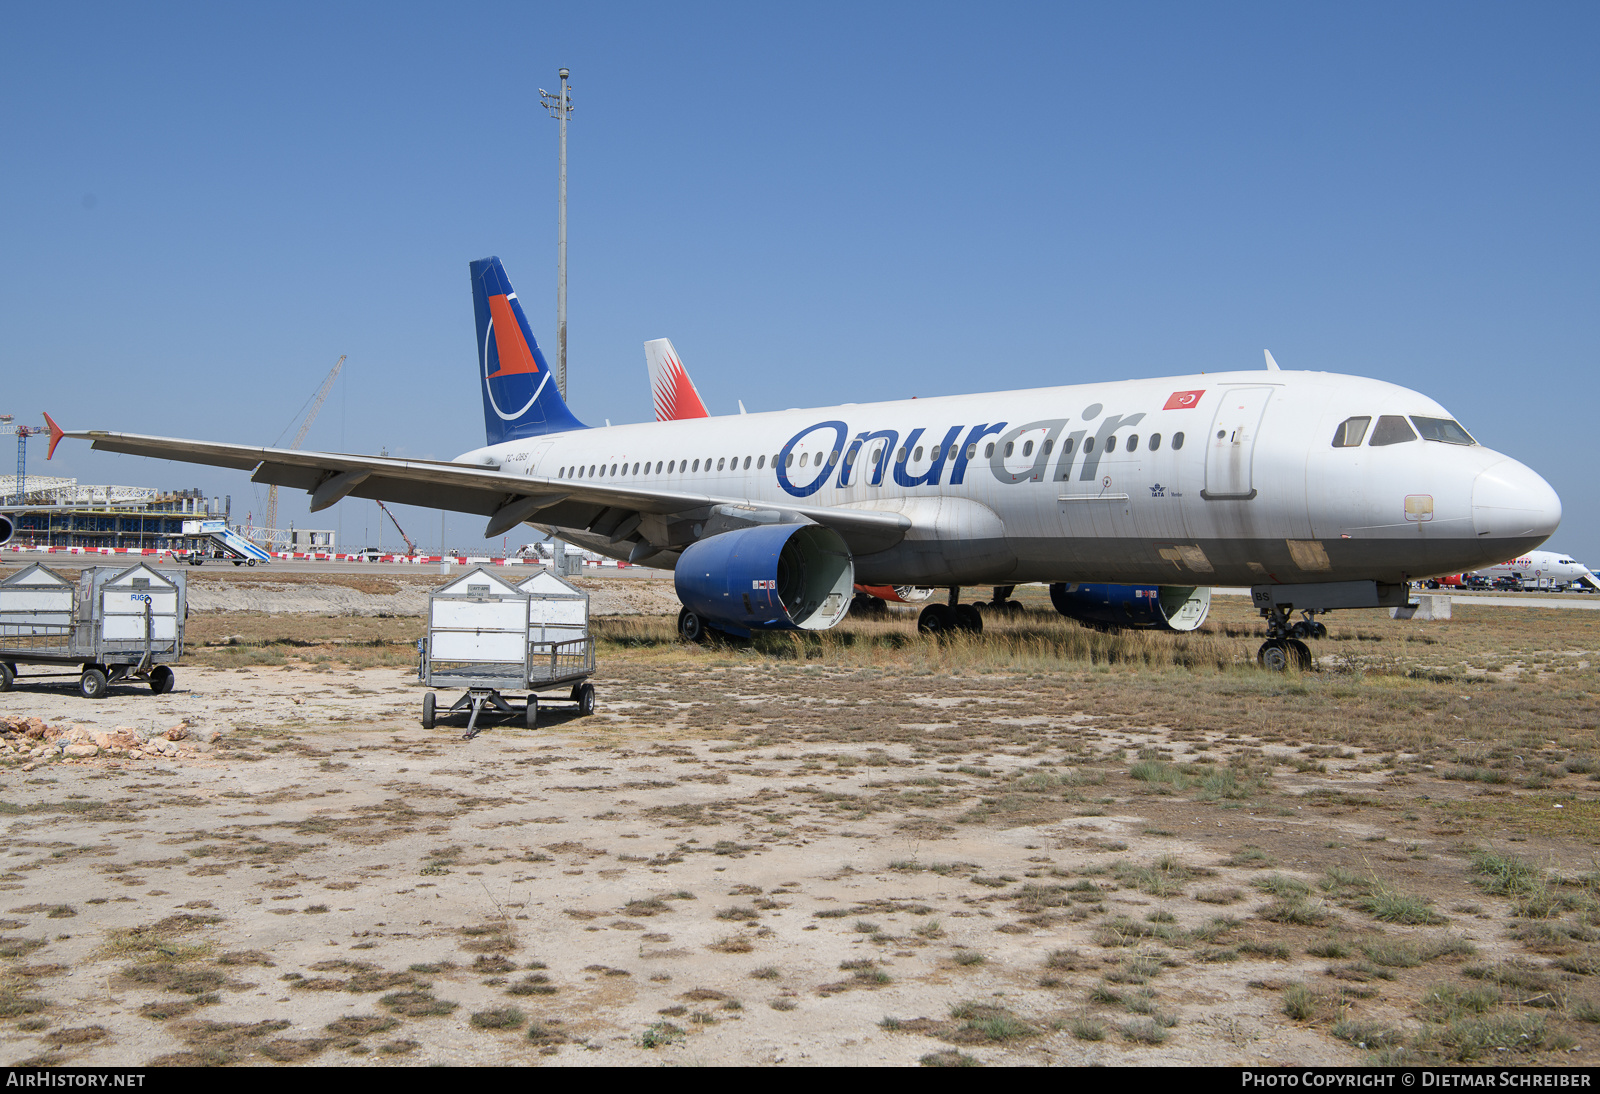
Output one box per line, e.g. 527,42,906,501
2,571,1599,1066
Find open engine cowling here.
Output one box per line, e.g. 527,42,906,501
1049,583,1211,631
676,523,854,636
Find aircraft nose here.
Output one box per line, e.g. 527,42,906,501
1473,459,1562,541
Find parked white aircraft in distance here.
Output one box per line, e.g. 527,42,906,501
46,256,1563,671
1472,550,1600,591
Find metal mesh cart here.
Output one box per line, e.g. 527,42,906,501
0,562,187,698
417,565,594,738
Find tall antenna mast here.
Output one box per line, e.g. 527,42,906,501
539,68,573,400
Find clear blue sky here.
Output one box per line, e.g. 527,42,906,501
3,3,1595,560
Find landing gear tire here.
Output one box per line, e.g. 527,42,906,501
1258,639,1312,672
954,604,983,634
678,608,707,643
80,666,108,700
525,695,538,730
575,682,595,716
149,665,175,695
918,603,956,635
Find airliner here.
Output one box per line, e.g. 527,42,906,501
39,256,1562,670
1471,550,1599,591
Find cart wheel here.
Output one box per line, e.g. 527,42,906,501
421,691,436,729
247,559,257,567
80,667,108,700
576,682,595,716
149,665,175,695
0,663,12,693
525,695,539,730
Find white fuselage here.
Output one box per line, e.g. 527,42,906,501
457,369,1560,589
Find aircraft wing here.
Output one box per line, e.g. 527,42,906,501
61,428,911,555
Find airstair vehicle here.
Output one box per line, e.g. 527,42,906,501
417,565,594,738
179,520,273,565
0,562,186,697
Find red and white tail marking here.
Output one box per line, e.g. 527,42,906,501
644,338,710,421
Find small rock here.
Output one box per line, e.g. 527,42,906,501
63,743,99,758
195,728,223,744
165,723,189,742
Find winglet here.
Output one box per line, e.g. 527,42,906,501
44,413,65,460
1264,349,1281,372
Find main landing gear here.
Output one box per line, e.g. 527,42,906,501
917,587,988,635
1257,606,1326,671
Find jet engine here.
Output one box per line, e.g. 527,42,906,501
1049,583,1211,632
0,514,13,546
676,523,854,638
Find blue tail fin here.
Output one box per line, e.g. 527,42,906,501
470,257,586,444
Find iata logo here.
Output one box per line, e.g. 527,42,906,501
482,293,548,421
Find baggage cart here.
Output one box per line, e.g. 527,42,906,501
417,565,594,738
0,562,186,698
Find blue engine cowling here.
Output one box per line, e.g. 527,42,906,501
676,523,854,637
1049,583,1211,631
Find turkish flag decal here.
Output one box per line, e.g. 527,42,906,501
1163,389,1204,410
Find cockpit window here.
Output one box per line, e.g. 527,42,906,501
1332,416,1371,447
1368,415,1417,446
1410,416,1476,445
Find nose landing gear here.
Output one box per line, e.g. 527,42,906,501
1258,607,1324,671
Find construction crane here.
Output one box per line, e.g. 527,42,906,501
376,500,418,556
262,355,346,542
0,416,43,506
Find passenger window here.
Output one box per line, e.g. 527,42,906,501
799,453,808,467
1369,415,1417,446
966,443,976,459
1126,435,1138,452
896,447,907,463
1022,440,1033,457
1331,416,1371,447
1149,433,1161,451
1042,438,1053,455
1172,432,1184,450
755,456,763,469
984,443,995,458
743,456,751,470
1106,436,1117,453
827,450,839,467
589,465,596,476
913,446,923,461
558,467,565,478
632,462,639,474
1003,442,1013,458
1410,416,1476,445
785,453,794,467
715,458,723,471
692,459,700,472
1084,437,1095,453
1062,438,1074,454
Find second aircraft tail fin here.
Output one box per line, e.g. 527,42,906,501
644,338,710,421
